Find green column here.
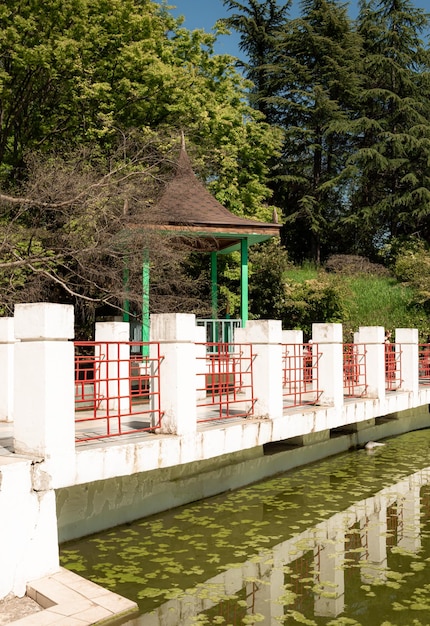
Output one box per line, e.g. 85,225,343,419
123,264,130,322
142,252,150,350
240,238,248,326
211,251,218,320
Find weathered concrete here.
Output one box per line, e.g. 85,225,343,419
2,305,430,606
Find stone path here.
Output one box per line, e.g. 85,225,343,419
0,568,138,625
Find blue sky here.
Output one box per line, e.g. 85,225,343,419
169,0,429,57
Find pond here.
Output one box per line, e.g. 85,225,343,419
60,428,430,625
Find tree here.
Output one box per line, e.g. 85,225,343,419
270,0,363,263
220,0,291,118
0,0,280,217
0,0,283,317
0,132,209,327
346,0,430,257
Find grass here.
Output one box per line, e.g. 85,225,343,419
284,266,430,340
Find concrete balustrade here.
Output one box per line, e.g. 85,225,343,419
235,319,283,419
150,313,197,435
3,305,430,603
13,303,75,484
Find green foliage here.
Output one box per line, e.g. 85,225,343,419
347,0,430,252
0,0,283,309
343,275,428,339
279,257,430,339
249,239,291,319
281,276,349,336
393,244,430,335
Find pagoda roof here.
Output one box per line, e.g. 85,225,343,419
156,140,280,253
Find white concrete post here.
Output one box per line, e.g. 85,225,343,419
95,322,130,414
150,313,197,435
0,458,59,599
13,303,75,484
395,328,419,393
312,323,344,408
0,318,15,422
235,320,283,419
357,326,386,400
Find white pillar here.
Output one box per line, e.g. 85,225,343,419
13,303,75,484
312,323,344,408
0,318,15,422
95,322,130,414
150,313,197,435
0,459,59,599
235,320,283,419
357,326,385,400
395,328,419,394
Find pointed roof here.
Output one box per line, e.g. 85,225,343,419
156,138,280,253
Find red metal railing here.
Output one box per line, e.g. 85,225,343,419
74,341,163,442
385,342,402,391
419,344,430,385
196,342,255,422
282,343,323,409
343,343,367,398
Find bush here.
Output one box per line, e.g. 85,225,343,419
249,240,292,320
394,245,430,311
325,254,390,277
281,277,349,336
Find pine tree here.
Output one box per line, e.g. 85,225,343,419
221,0,291,118
347,0,430,255
272,0,363,263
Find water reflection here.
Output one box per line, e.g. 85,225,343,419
61,430,430,625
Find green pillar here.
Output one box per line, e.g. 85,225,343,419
142,252,150,351
123,264,130,322
211,251,218,320
240,238,248,326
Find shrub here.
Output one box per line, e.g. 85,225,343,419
325,254,390,277
281,277,349,336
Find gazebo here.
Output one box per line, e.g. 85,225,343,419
128,138,281,343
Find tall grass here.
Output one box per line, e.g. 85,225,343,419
344,276,427,337
284,267,430,339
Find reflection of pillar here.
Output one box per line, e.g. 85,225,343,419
314,519,345,618
250,547,284,624
360,495,387,583
398,480,421,553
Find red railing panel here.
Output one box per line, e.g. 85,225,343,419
385,342,402,391
282,343,323,409
196,342,255,422
343,343,368,398
419,344,430,385
74,341,163,442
